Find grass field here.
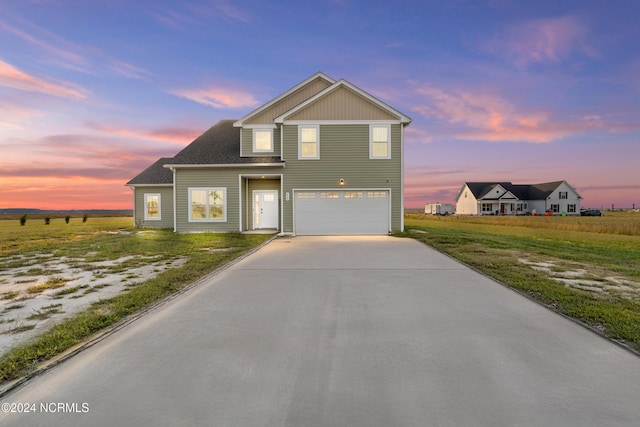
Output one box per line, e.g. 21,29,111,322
402,211,640,353
0,217,272,383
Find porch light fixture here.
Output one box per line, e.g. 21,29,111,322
339,179,345,186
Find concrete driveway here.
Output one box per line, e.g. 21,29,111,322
1,236,639,426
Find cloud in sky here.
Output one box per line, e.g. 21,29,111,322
410,83,640,143
85,122,201,144
481,15,598,67
152,0,252,29
169,85,260,109
0,17,149,80
0,59,88,99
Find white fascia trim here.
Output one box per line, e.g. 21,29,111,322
233,72,336,127
274,79,412,124
164,163,284,169
243,124,277,129
284,120,401,125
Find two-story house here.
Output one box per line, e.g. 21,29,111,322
126,72,412,234
455,181,582,215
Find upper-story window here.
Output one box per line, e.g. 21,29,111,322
299,125,319,160
559,191,568,199
253,129,273,152
370,125,390,159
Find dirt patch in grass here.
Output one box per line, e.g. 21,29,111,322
0,252,187,356
518,257,640,301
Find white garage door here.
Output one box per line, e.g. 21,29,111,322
294,190,390,235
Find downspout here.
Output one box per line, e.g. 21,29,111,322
172,168,177,232
400,123,405,232
130,187,136,227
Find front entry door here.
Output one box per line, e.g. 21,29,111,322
254,190,278,229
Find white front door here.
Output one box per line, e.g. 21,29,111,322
254,190,278,229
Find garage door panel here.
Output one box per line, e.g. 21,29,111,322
294,190,389,235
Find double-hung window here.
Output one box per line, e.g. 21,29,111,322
253,129,273,153
144,194,161,221
189,188,226,222
299,126,319,159
370,125,390,159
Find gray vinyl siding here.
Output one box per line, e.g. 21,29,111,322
133,186,174,229
281,124,403,233
241,127,281,157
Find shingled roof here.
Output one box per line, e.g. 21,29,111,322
168,120,282,165
464,181,565,200
126,157,174,186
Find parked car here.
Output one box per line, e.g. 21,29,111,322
580,209,602,216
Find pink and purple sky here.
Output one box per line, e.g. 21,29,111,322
1,0,639,210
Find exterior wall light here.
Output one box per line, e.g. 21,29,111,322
339,179,345,186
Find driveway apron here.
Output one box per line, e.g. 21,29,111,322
1,236,639,426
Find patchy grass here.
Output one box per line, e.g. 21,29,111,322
1,324,36,335
400,213,640,351
0,291,19,301
0,221,272,383
2,304,26,313
26,277,69,294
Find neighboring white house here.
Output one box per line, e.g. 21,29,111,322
455,181,582,215
425,203,455,215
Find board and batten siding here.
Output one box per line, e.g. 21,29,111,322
286,86,398,121
241,127,281,157
133,186,174,228
245,78,332,125
281,123,403,233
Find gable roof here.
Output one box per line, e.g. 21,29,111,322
275,79,412,124
166,120,282,167
233,72,335,127
126,157,174,186
462,181,569,201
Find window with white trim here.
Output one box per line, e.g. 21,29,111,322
481,203,493,213
299,126,319,159
189,188,226,222
144,194,161,220
550,204,560,213
568,204,576,213
370,125,390,159
253,129,273,152
559,191,568,199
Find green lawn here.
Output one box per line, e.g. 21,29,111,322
401,212,640,352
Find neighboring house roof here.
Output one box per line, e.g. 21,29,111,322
126,157,174,186
166,120,283,166
461,181,570,201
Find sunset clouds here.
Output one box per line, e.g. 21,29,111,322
0,60,88,99
1,0,639,210
169,86,260,109
481,15,597,68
